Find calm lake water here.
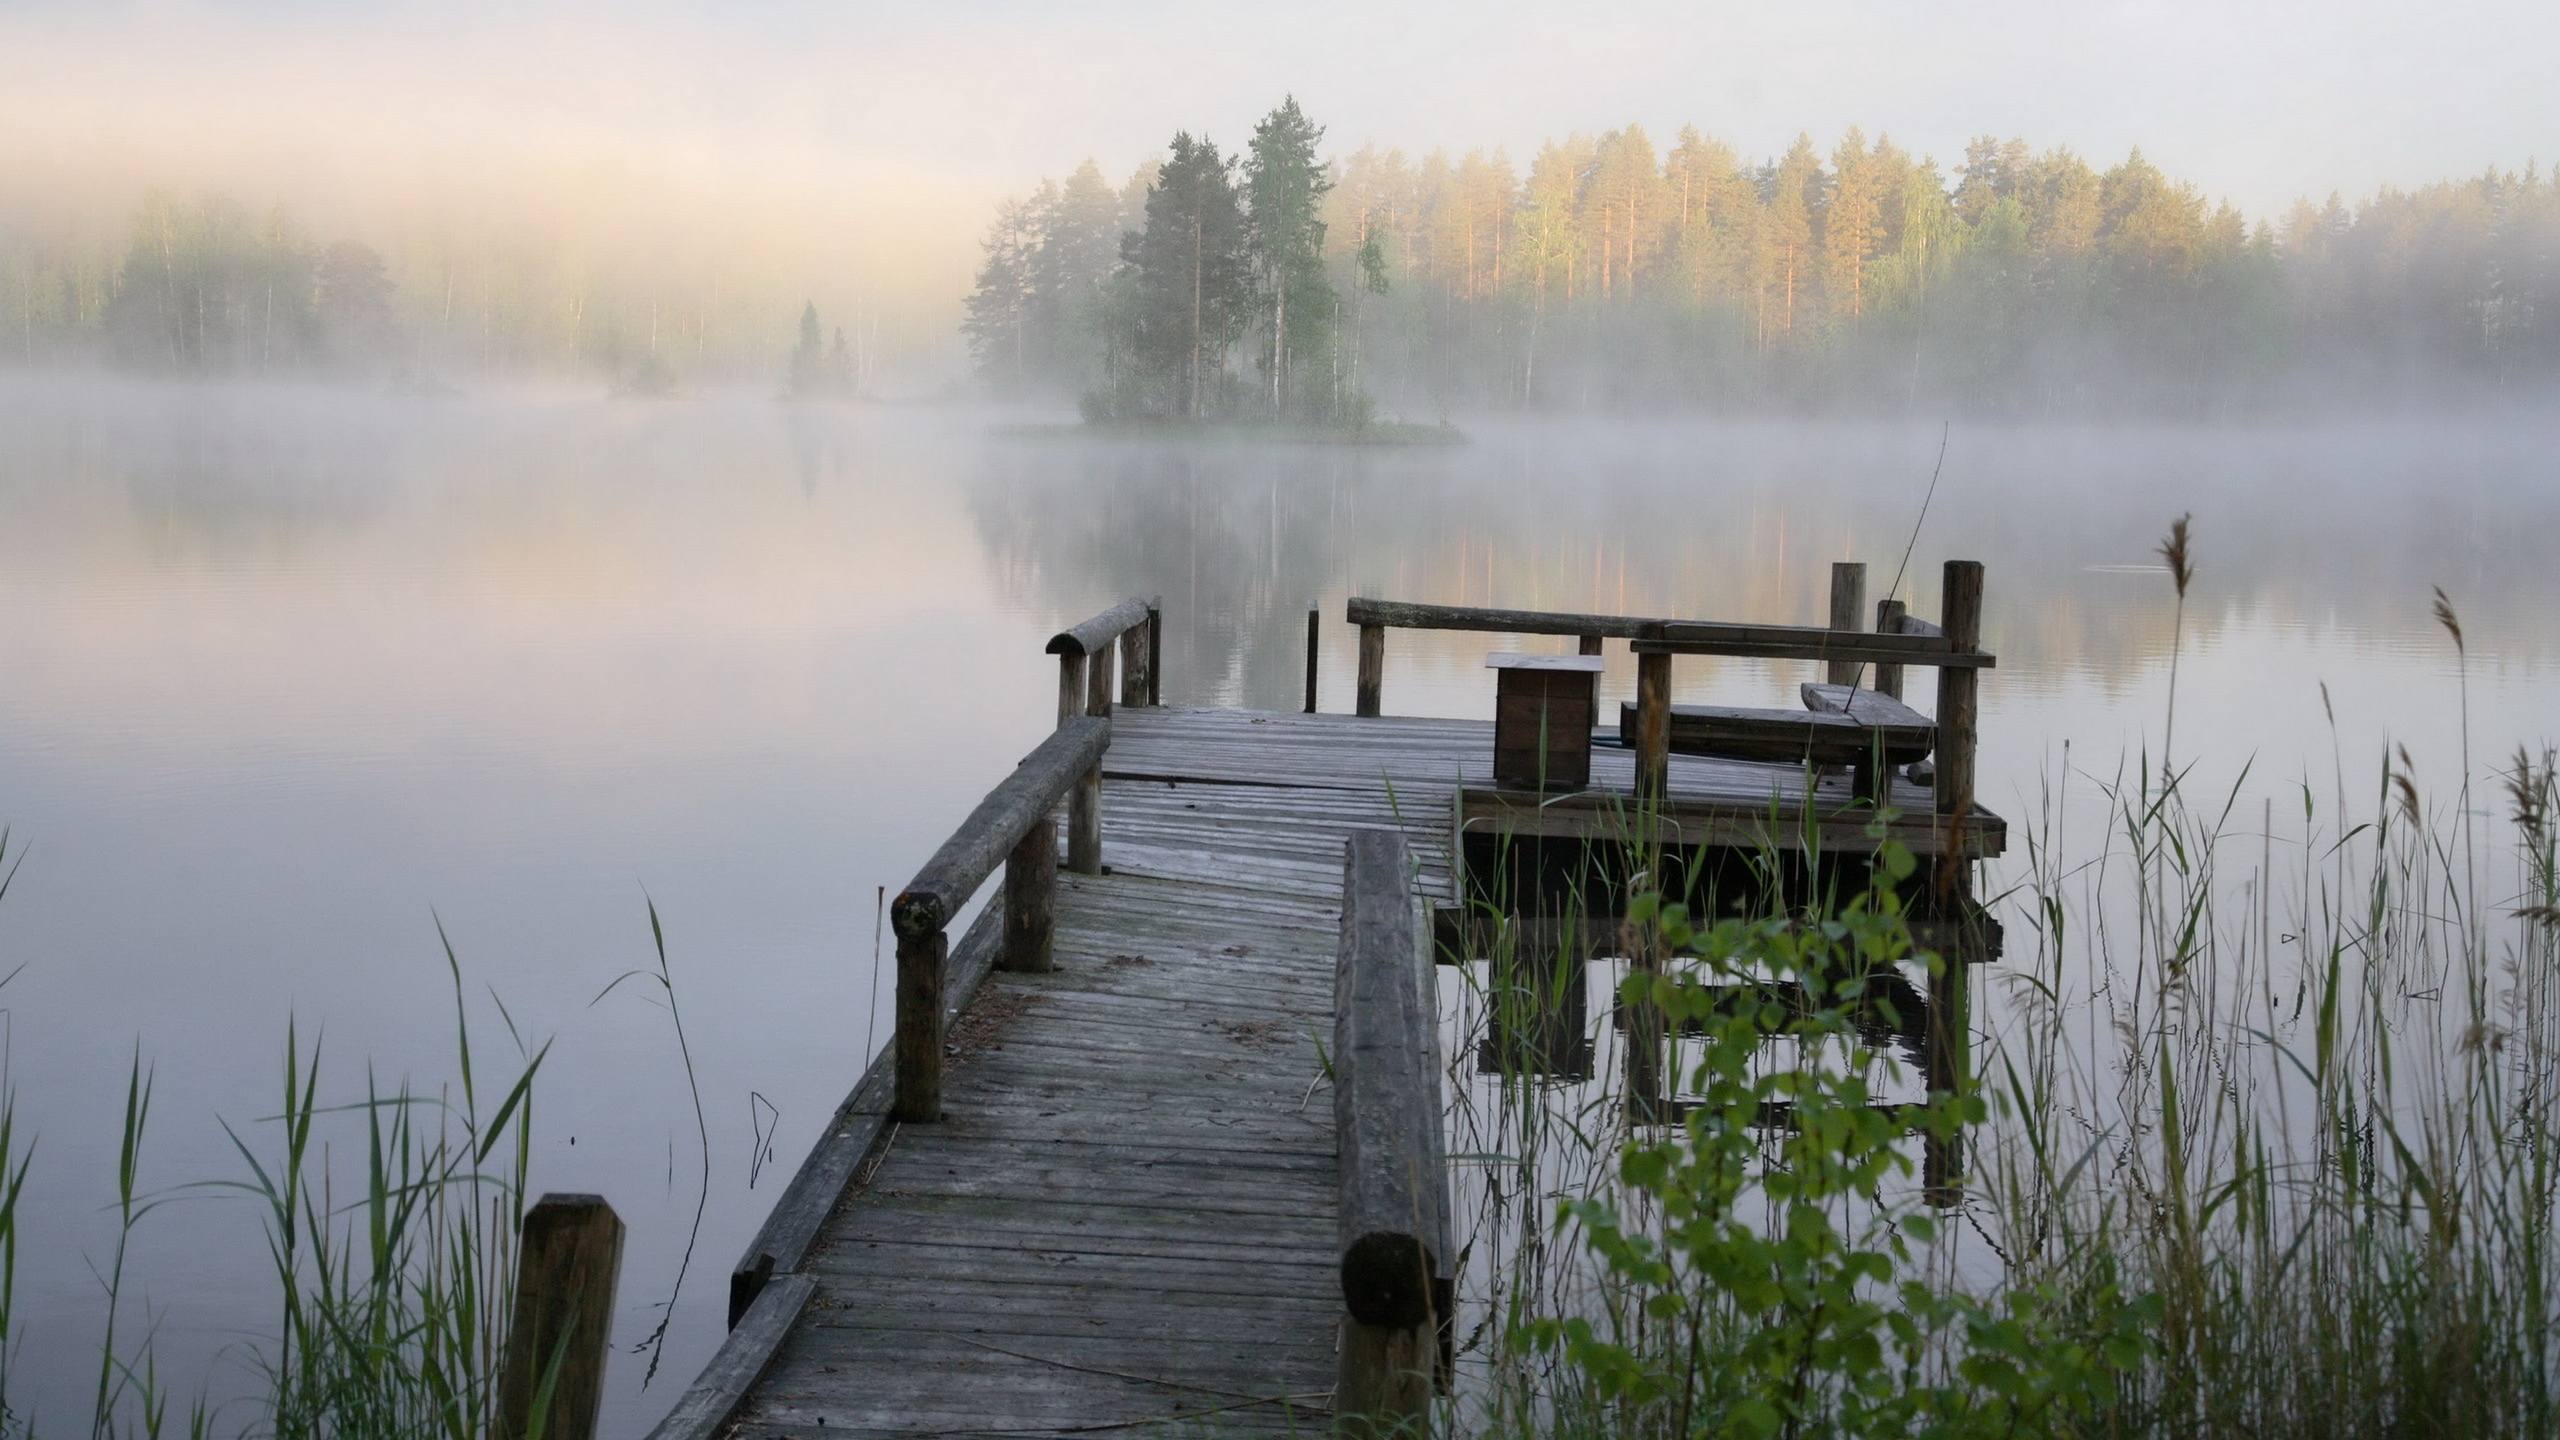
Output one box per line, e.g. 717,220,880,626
2,375,2555,1434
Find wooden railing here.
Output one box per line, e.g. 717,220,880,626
1047,596,1159,869
889,715,1111,1121
1333,831,1453,1435
1627,561,1991,800
709,598,1158,1404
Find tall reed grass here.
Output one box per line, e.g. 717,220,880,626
0,857,551,1440
1436,520,2560,1438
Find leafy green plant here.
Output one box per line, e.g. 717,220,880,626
1514,850,2157,1438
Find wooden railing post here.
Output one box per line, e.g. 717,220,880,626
1577,635,1602,657
1355,622,1385,717
1068,762,1103,875
1633,650,1671,802
1874,597,1908,699
1002,811,1057,973
1145,601,1163,705
1072,643,1110,875
1086,642,1114,719
1827,561,1867,687
1118,625,1147,708
497,1194,624,1440
1305,608,1320,713
1926,559,1984,1201
893,906,949,1122
1055,652,1087,728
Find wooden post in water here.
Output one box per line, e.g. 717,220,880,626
1633,650,1671,802
1874,597,1908,700
1355,622,1385,717
1926,559,1984,1202
496,1194,624,1440
1305,608,1320,713
1055,652,1087,729
1002,812,1057,973
1827,561,1867,687
893,921,949,1121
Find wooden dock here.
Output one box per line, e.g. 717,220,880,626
645,562,2004,1440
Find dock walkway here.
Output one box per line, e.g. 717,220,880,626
649,564,2002,1440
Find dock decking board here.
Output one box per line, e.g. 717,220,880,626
727,704,1997,1436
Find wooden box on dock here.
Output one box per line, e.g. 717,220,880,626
1486,652,1603,791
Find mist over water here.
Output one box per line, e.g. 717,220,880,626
0,373,2553,1429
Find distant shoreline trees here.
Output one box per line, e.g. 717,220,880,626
0,190,907,391
967,111,2560,416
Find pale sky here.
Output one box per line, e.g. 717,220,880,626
8,0,2549,202
2,0,2551,307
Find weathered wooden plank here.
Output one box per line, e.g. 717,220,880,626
1635,622,1994,668
643,1275,813,1440
1615,698,1932,767
727,904,1002,1325
1335,832,1444,1332
1456,785,2008,857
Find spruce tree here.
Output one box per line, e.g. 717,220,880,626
1245,97,1337,416
962,198,1037,393
1120,132,1250,417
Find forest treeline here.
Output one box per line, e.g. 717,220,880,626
0,190,899,390
966,105,2560,416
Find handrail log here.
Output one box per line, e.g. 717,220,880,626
891,716,1110,1122
891,717,1110,939
1347,596,1672,639
1046,597,1154,657
1335,830,1449,1431
1633,623,1992,668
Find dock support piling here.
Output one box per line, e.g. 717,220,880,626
497,1194,624,1440
1355,622,1384,717
1926,559,1984,1202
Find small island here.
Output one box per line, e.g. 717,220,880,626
964,98,1455,443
